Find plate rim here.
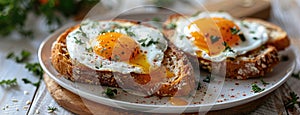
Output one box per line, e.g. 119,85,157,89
38,15,296,113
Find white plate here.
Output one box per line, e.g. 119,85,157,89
38,13,296,113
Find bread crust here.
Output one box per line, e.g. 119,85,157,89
51,20,196,97
163,14,287,79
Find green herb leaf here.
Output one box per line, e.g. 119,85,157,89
152,17,161,22
197,82,201,90
103,88,118,98
285,92,300,109
250,31,255,34
166,23,177,29
280,55,289,61
238,34,246,42
251,84,264,93
241,21,249,28
138,38,159,47
0,78,17,86
21,78,40,87
222,42,235,53
6,52,15,59
292,71,300,79
25,62,44,77
180,35,186,40
253,37,258,40
74,37,84,45
47,106,57,113
260,78,269,85
230,27,240,35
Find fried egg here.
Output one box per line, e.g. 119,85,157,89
171,12,268,62
66,20,168,74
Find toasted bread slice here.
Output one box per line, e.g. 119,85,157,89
163,14,289,79
51,20,196,97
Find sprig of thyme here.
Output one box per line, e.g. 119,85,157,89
0,78,17,86
102,88,118,98
47,106,57,113
285,92,300,109
6,50,31,63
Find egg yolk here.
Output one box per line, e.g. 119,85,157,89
188,17,241,56
93,32,174,85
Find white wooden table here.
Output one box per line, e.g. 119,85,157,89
1,0,300,114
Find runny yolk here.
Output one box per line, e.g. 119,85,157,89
93,32,175,85
188,17,241,56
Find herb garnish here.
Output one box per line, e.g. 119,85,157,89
203,75,211,83
152,17,161,22
166,23,177,29
25,63,44,77
281,55,289,61
253,37,258,40
292,71,300,79
138,38,159,47
250,31,255,34
210,35,220,44
222,42,235,52
260,78,269,85
238,34,246,42
103,88,118,98
285,92,300,109
251,84,264,93
47,106,57,113
21,78,40,87
74,37,84,45
230,27,240,35
79,26,88,38
180,35,186,40
124,27,135,37
85,47,93,53
22,62,44,87
0,78,17,86
7,50,31,63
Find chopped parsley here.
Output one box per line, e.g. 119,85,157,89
79,26,88,38
238,34,246,42
222,42,235,52
260,78,269,85
230,27,240,35
138,38,159,47
251,84,264,93
124,27,135,37
85,47,93,53
292,71,300,79
22,78,40,87
152,17,161,22
103,88,118,98
6,52,15,59
47,106,57,113
7,50,31,63
253,37,258,40
74,37,84,45
210,35,220,44
179,35,186,40
25,63,44,77
250,31,255,34
166,23,177,29
0,78,17,86
203,75,211,83
285,92,300,109
280,55,289,61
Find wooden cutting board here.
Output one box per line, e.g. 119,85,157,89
44,74,270,115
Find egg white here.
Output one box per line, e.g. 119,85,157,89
171,12,269,62
66,20,168,74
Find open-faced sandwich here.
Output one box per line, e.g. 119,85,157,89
163,12,290,79
51,20,196,97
